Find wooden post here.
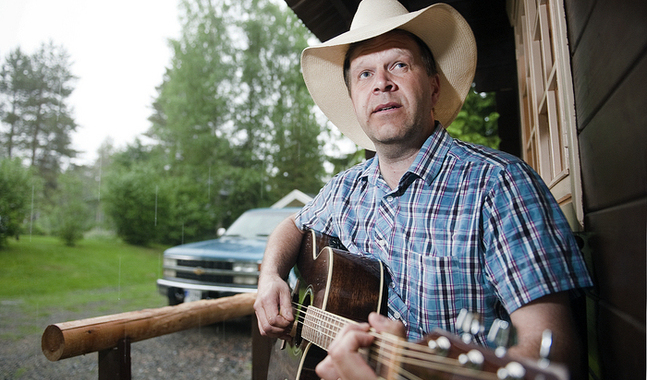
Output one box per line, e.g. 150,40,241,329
251,313,274,380
98,338,131,380
42,293,256,361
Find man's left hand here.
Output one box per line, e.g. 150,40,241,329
315,312,406,380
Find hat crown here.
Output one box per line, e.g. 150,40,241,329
350,0,409,30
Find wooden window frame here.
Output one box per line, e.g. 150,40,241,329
508,0,584,230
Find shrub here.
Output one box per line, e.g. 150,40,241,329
0,159,31,247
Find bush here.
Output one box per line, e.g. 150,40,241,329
0,159,31,247
50,173,92,246
103,166,169,246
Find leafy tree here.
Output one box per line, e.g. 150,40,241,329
447,87,500,149
146,0,330,234
0,48,32,159
49,171,91,246
233,0,326,200
103,163,169,246
0,43,78,190
0,158,31,247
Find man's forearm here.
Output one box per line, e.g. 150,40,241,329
259,215,304,281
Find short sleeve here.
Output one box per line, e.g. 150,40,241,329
481,161,592,313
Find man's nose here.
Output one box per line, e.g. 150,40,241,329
373,69,396,93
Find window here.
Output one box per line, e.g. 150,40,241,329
508,0,583,229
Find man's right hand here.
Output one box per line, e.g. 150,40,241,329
253,272,295,340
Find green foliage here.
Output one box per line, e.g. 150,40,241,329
447,87,501,149
141,0,330,240
0,158,32,247
103,164,169,246
0,43,78,190
49,172,92,246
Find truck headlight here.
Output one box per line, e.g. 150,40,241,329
233,276,258,285
163,258,177,267
164,269,176,278
233,262,259,285
232,262,258,273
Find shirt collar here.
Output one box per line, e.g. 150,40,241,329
405,122,452,186
359,121,452,187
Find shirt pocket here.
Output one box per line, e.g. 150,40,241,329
412,251,485,336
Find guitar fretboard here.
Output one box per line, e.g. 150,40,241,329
301,305,355,350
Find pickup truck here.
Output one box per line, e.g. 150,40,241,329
157,207,300,305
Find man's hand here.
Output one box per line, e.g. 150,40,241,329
253,273,295,340
315,312,406,380
252,215,304,339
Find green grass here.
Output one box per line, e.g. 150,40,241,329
0,235,168,314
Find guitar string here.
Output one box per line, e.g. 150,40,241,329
291,303,498,380
295,307,496,380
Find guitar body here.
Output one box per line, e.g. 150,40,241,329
267,229,388,380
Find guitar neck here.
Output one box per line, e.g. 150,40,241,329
297,305,568,380
301,305,355,351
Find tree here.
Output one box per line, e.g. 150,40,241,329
0,48,32,159
233,0,326,200
49,171,91,246
103,163,169,246
447,87,501,149
0,158,31,247
0,42,78,189
146,0,330,232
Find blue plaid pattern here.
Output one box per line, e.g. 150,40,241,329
295,124,592,343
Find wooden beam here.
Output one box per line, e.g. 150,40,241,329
42,292,256,362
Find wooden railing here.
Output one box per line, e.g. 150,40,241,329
41,293,273,379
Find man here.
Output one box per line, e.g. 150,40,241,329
254,0,592,378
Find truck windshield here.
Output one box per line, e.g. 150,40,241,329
224,210,294,239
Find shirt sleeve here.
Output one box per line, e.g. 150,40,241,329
294,176,338,235
481,161,592,313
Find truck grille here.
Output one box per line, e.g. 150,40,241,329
177,259,233,270
177,272,233,283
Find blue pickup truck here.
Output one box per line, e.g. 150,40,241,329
157,207,300,305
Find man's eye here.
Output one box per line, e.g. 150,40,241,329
393,62,407,70
359,71,371,79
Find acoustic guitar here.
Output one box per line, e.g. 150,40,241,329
266,229,568,380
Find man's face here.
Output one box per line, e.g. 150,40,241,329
347,32,440,151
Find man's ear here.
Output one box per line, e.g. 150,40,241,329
430,74,441,107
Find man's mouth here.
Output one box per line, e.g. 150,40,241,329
373,103,401,113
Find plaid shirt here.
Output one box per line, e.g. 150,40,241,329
295,124,592,343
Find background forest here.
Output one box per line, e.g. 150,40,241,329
0,0,499,249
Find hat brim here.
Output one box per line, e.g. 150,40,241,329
301,3,477,151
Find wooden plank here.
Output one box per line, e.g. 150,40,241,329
570,1,647,129
42,292,256,362
585,199,646,323
562,0,595,51
578,54,647,212
597,304,647,380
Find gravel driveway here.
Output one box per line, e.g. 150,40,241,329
0,299,254,380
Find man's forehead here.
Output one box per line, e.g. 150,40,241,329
348,30,421,64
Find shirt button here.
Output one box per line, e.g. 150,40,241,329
393,311,401,319
377,239,386,248
386,196,394,202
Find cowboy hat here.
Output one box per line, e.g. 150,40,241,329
301,0,477,151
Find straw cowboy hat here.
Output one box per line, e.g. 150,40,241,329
301,0,477,151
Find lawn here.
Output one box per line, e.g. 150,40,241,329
0,235,168,315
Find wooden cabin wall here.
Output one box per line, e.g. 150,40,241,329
563,1,646,379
